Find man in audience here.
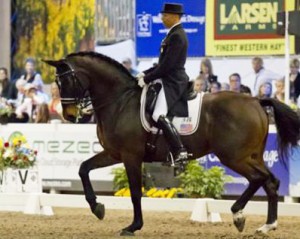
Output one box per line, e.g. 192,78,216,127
193,75,207,93
229,73,242,93
251,57,280,96
122,57,139,77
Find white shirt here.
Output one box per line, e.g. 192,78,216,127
253,68,281,96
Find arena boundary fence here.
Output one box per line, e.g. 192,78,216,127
1,193,300,222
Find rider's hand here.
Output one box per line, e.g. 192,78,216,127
138,77,145,88
136,72,145,80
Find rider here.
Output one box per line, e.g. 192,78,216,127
136,3,189,164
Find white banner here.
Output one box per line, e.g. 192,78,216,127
0,123,122,183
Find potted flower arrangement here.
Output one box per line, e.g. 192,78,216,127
0,133,38,192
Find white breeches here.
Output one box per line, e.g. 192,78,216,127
152,80,168,122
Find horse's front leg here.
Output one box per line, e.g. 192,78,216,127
121,155,143,236
79,150,119,220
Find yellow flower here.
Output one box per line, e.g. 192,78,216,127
0,138,3,149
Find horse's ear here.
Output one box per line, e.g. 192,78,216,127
42,59,64,68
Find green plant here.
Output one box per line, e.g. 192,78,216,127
111,167,129,190
177,160,232,198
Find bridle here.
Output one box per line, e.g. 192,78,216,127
55,61,92,122
55,60,137,122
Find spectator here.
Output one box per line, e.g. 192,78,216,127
210,81,221,93
35,103,50,123
193,75,207,93
0,67,17,100
229,73,241,93
257,82,272,99
199,58,217,90
273,78,285,102
251,57,280,96
48,82,64,121
289,58,300,102
240,85,252,96
220,82,230,91
122,57,139,77
15,83,48,122
19,58,44,92
12,78,27,107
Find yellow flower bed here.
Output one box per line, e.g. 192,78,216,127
114,187,184,198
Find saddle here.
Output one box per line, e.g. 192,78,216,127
145,81,197,116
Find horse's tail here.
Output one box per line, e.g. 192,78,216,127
259,98,300,157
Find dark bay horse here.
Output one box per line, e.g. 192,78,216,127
44,52,300,236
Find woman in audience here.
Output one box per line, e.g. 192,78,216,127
35,103,50,123
199,58,218,91
290,58,300,103
256,82,272,99
273,78,285,102
0,67,17,99
19,58,44,92
48,82,64,121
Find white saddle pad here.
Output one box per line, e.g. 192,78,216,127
140,85,204,135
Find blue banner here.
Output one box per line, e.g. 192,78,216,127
136,0,206,58
199,133,290,196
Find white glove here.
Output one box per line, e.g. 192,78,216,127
138,77,146,88
136,72,145,80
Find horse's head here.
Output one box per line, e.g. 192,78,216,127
44,52,138,123
43,59,91,123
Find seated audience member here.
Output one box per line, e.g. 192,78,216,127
0,67,17,100
193,75,208,93
122,57,139,77
289,58,300,103
48,82,64,121
256,82,272,99
273,78,285,102
35,103,50,123
229,73,242,93
220,82,230,91
11,78,27,107
199,58,217,91
240,85,252,96
210,82,221,93
19,58,44,92
14,83,48,122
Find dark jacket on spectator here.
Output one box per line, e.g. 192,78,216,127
291,72,300,102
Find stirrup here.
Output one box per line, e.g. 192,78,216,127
174,151,188,163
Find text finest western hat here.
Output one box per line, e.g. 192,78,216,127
161,3,184,14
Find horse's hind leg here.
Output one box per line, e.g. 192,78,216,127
227,157,269,232
79,150,119,220
256,170,280,234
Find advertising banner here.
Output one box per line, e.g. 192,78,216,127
205,0,296,56
0,124,295,195
136,0,206,58
199,130,289,196
0,124,119,185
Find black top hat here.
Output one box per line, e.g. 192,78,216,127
161,3,184,14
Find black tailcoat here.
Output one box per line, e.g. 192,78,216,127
143,24,189,117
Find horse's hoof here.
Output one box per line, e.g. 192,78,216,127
233,210,246,232
120,229,135,236
93,203,105,220
256,221,277,234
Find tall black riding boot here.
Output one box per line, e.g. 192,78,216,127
157,115,188,163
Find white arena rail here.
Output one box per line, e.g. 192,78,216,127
1,193,300,222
